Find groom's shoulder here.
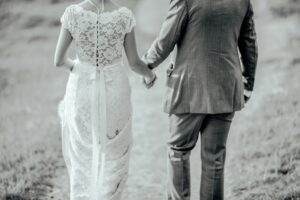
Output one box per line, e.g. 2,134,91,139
169,0,188,5
168,0,189,12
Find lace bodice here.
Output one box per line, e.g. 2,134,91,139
60,5,136,67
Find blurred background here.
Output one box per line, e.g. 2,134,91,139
0,0,300,199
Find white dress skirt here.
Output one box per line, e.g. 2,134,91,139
58,4,136,199
58,59,132,200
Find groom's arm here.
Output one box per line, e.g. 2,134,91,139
143,0,188,69
238,0,258,92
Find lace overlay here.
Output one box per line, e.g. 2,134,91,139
60,5,136,67
58,4,135,200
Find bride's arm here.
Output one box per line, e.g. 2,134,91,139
124,28,155,80
54,28,75,71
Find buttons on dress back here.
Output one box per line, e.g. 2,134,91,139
96,19,100,68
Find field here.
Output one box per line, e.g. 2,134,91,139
0,0,300,199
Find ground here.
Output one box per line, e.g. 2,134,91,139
0,0,300,199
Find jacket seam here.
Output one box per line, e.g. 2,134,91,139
182,0,191,113
173,0,188,41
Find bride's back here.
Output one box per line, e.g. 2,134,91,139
60,2,136,67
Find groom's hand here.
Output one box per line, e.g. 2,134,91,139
141,55,157,89
243,76,252,104
244,89,252,104
142,74,157,89
142,55,154,70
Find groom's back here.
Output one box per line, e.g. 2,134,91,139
168,0,253,113
178,0,248,62
145,0,257,114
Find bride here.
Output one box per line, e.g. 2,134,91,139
54,0,156,199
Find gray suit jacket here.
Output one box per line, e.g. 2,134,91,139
144,0,258,114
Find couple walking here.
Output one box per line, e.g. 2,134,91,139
54,0,258,199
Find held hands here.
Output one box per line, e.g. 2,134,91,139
143,72,157,89
141,55,157,89
243,76,252,104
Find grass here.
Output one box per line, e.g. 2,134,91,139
223,1,300,195
0,148,62,199
226,63,300,199
271,0,300,18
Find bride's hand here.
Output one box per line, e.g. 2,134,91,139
67,59,76,72
143,72,157,89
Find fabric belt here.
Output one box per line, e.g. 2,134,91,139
91,65,106,200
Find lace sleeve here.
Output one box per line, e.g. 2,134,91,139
60,6,73,31
126,9,136,33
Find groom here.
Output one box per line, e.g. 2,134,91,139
142,0,258,199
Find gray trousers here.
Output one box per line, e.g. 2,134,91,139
167,113,235,200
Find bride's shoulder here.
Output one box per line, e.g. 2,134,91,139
62,4,82,15
119,7,135,18
118,7,133,14
118,7,136,32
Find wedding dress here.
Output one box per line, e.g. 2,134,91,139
58,2,136,200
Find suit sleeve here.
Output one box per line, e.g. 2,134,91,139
238,0,258,91
144,0,188,69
